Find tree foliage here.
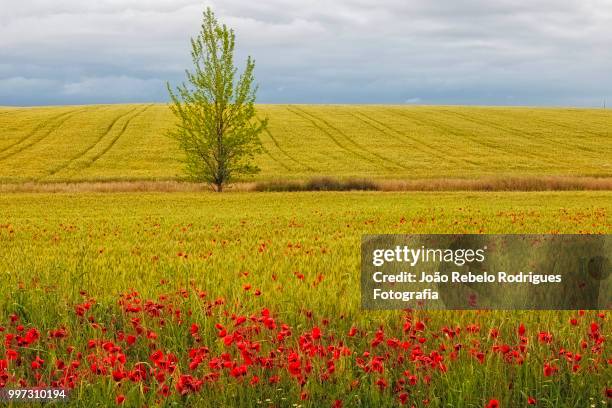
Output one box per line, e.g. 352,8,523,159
168,7,267,191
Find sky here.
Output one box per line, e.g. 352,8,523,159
1,0,611,106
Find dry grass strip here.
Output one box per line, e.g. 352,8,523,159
1,176,611,194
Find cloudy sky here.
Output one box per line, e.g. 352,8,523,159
1,0,611,106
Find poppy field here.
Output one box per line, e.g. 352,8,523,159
0,191,610,407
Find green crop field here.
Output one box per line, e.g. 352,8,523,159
0,104,610,183
0,191,610,407
0,104,610,407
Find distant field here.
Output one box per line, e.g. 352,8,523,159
0,104,610,183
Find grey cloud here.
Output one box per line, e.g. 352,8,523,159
0,0,611,106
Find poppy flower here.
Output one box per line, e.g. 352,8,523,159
230,365,247,377
31,356,44,370
485,399,499,408
489,328,499,339
159,384,170,397
537,332,553,344
375,377,388,390
112,370,125,382
543,362,558,377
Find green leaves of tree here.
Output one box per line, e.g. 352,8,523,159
168,7,267,191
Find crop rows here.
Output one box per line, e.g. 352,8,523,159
0,105,610,183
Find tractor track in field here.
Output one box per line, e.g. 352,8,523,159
44,106,143,179
83,104,153,169
392,109,537,164
286,106,378,166
0,110,21,118
437,109,565,164
349,110,468,167
439,109,602,159
264,128,315,171
540,118,610,139
340,112,412,170
287,106,396,171
509,113,610,150
374,109,479,167
0,109,75,155
260,141,293,172
0,109,84,161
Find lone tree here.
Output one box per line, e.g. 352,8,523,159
168,8,267,192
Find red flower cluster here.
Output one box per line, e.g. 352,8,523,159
0,287,609,406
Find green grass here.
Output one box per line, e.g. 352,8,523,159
0,192,610,407
0,104,610,183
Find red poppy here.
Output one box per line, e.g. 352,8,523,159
31,356,44,370
485,399,499,408
537,332,553,344
375,377,388,390
489,328,499,339
230,365,247,377
543,362,558,377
